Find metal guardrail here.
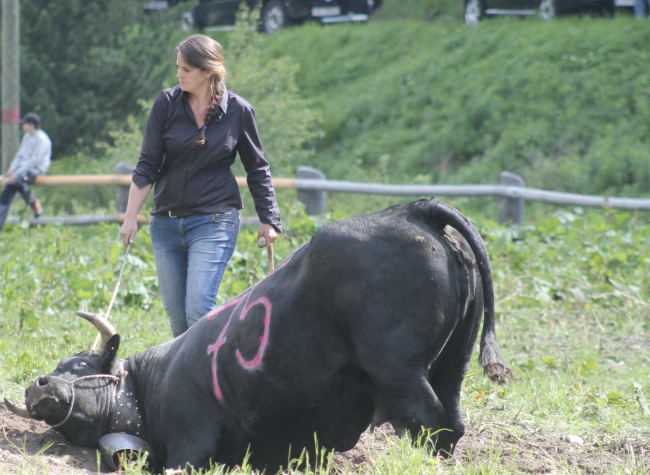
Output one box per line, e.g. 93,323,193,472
5,213,148,227
10,167,649,227
32,174,650,209
295,180,650,210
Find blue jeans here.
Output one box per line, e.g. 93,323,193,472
150,210,240,337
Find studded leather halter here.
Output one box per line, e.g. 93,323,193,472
110,361,144,437
47,361,144,438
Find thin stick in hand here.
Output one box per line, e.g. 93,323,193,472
91,242,132,351
257,236,275,271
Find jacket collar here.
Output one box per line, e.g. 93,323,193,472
219,87,229,115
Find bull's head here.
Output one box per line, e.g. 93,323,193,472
4,312,123,447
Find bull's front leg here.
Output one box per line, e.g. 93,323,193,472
161,394,224,471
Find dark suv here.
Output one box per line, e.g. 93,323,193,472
145,0,380,34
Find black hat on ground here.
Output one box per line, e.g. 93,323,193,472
20,113,40,128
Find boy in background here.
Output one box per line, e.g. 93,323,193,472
0,113,51,230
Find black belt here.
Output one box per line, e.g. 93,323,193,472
167,209,198,218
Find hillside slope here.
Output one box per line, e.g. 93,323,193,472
254,18,650,196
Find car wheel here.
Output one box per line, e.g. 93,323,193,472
538,0,557,20
464,0,485,26
261,0,289,34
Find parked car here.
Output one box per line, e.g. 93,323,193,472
463,0,615,25
145,0,380,34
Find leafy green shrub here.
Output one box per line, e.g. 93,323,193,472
481,209,650,314
14,0,186,157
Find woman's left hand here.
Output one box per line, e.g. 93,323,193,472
258,223,278,247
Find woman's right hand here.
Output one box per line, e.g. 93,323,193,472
119,182,152,247
119,217,139,247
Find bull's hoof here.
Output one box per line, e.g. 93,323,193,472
433,429,461,457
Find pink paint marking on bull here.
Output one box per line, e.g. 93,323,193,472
207,315,232,401
207,293,249,400
206,293,246,321
236,297,272,369
206,251,297,401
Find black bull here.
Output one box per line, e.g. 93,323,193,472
5,200,511,472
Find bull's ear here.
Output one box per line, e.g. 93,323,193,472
99,334,121,375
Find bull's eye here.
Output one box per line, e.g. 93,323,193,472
77,362,87,368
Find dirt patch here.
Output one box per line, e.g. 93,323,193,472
1,409,648,474
0,410,102,474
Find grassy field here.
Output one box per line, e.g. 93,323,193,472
1,200,650,474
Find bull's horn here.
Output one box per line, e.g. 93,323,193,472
4,398,32,419
76,311,117,354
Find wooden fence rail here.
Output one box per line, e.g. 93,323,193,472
31,175,299,190
6,166,650,227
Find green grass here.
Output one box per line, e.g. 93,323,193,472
2,201,650,473
371,0,464,23
206,16,650,199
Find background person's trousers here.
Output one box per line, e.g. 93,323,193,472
0,170,39,230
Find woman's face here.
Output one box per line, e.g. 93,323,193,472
176,53,211,96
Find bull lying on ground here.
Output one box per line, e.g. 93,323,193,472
6,199,511,472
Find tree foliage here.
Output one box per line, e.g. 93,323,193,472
15,0,182,157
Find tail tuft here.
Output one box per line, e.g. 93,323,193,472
480,331,515,385
483,363,515,386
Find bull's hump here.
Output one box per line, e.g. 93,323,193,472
315,210,411,243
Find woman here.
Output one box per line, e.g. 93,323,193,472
120,35,281,338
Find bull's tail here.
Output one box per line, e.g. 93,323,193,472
417,199,513,385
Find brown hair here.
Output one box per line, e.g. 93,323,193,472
175,35,226,145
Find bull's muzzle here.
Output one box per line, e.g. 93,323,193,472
1,377,53,419
23,375,68,420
